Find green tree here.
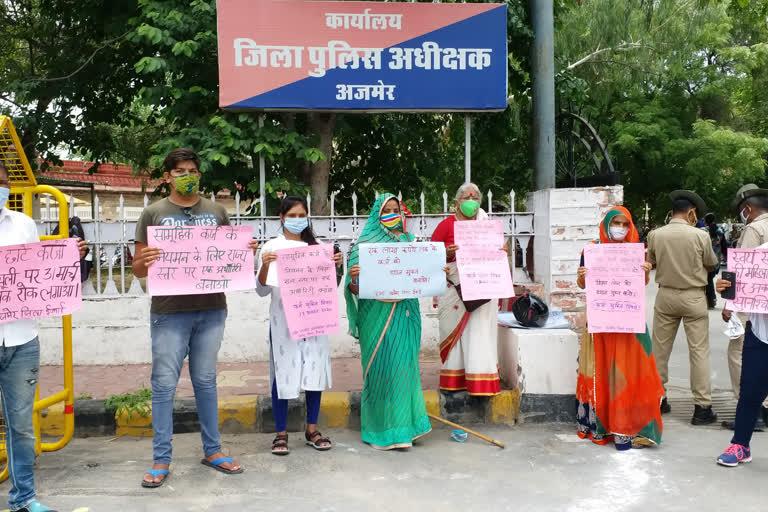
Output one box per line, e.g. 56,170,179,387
129,0,326,212
0,0,145,168
332,0,537,213
556,0,768,222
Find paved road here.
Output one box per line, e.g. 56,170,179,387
7,419,765,512
645,272,733,396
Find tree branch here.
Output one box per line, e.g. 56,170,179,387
28,30,132,82
0,94,23,109
581,59,665,78
567,42,655,71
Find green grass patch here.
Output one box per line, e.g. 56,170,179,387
104,387,152,418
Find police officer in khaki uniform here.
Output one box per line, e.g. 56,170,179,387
648,190,719,425
721,184,768,430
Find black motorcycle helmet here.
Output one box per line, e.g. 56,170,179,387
512,293,549,327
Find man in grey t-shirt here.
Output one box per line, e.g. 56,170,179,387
133,148,258,487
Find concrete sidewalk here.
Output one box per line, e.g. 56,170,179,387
36,356,520,438
12,419,767,512
38,358,442,400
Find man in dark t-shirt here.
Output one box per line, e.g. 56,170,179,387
133,148,258,488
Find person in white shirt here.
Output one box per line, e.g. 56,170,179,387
0,162,86,512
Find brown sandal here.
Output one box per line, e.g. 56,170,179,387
271,434,289,455
305,430,332,451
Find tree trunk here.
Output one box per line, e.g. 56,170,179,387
308,112,336,215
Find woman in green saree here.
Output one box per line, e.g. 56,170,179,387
345,193,432,450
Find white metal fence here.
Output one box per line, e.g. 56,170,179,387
35,190,535,296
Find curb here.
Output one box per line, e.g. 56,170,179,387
38,389,534,438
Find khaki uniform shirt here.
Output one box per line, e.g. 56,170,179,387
647,218,718,289
738,212,768,249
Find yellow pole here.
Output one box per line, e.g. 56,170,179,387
33,386,42,456
40,314,74,452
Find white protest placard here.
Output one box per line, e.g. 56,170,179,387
263,239,308,287
359,242,446,300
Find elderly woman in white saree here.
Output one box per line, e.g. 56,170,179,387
430,183,501,396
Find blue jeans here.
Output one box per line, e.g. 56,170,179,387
0,338,40,510
150,309,226,465
732,325,768,448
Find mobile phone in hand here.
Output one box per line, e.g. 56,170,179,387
721,271,736,300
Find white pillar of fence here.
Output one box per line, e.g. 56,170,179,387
102,194,119,296
127,194,145,295
119,194,126,294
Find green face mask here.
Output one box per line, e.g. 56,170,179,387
460,199,480,218
173,174,200,196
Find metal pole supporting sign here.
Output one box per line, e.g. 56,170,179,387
465,113,471,183
259,115,266,218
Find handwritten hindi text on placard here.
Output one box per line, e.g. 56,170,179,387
0,239,82,324
276,244,340,340
359,242,446,300
727,249,768,314
454,220,513,300
584,243,646,334
147,225,255,296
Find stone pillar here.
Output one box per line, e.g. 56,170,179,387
526,186,624,328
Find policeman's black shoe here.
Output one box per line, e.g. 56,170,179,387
762,406,768,427
691,405,718,425
660,397,671,414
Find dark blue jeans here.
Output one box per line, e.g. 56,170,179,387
0,338,40,510
150,309,226,464
732,326,768,447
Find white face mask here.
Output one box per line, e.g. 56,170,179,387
740,207,750,224
0,187,9,211
609,226,629,241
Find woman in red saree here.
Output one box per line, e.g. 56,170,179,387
576,206,664,450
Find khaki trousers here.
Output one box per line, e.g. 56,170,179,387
652,286,712,406
727,311,768,406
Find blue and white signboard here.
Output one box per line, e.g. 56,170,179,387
217,0,508,111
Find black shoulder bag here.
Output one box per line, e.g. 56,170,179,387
447,278,491,313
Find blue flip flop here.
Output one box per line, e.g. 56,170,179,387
17,500,58,512
201,456,244,474
141,468,169,488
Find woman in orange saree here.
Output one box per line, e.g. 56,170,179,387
575,206,664,450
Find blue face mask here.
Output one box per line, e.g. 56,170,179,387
0,187,9,211
284,217,309,235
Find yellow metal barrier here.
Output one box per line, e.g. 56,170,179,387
0,117,76,481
